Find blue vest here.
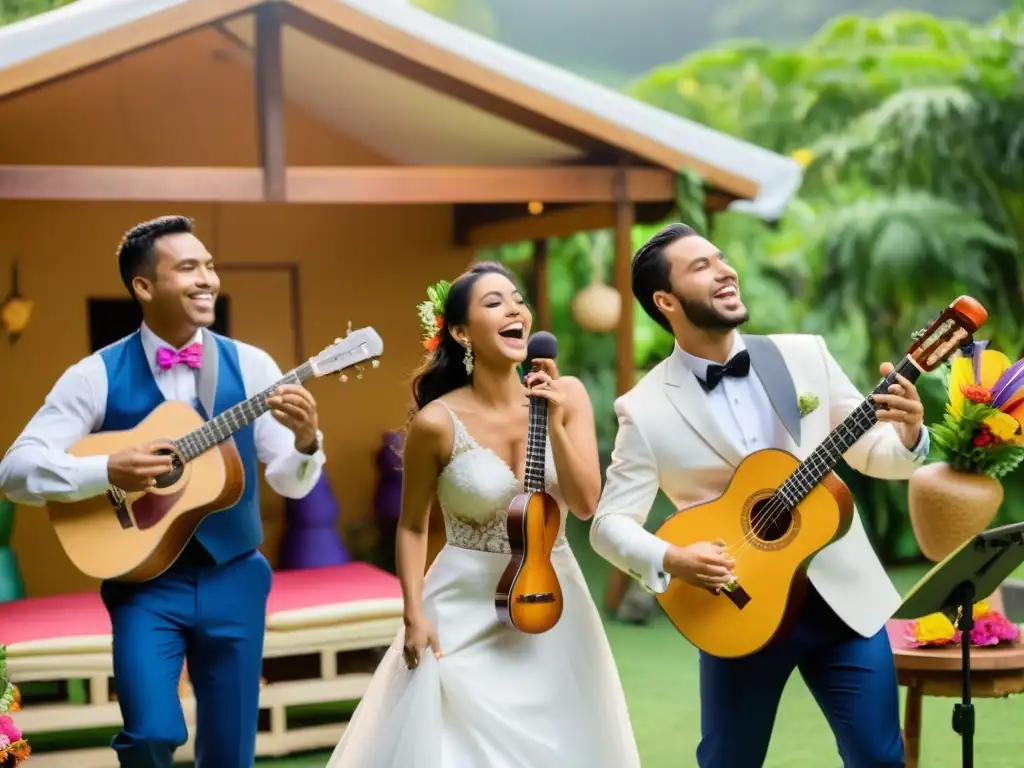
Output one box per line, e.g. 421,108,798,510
99,331,262,565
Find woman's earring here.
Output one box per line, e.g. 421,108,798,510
463,342,474,375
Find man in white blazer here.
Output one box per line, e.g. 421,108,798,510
590,223,928,767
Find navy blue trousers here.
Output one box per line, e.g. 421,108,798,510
697,585,904,768
100,542,272,768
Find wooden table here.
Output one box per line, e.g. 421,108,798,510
887,620,1024,767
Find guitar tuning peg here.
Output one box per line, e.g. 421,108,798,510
339,374,348,383
371,359,380,369
334,337,342,344
346,321,353,336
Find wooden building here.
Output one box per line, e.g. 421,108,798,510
0,0,802,597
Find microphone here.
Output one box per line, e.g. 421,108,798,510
525,331,558,369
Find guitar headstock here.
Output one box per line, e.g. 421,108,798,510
309,324,383,382
907,295,988,372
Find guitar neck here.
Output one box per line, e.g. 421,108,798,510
172,360,316,462
779,355,921,506
524,396,549,493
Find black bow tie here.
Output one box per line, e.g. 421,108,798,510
698,350,751,392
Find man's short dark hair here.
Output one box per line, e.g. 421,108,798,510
631,222,697,333
116,215,194,298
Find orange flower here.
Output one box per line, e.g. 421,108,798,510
423,335,440,352
961,385,992,404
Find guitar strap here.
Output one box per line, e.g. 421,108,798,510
197,328,220,421
741,334,801,447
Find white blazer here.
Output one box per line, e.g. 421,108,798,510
589,333,926,639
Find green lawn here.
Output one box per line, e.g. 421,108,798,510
28,513,1024,767
247,516,1024,768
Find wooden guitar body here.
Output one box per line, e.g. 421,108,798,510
496,488,564,634
49,400,245,583
42,328,383,583
652,295,987,658
655,447,854,658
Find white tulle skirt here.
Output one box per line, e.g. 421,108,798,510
326,543,641,768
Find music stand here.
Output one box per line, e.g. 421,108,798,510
894,520,1024,768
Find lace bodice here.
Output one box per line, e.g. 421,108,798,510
436,403,569,555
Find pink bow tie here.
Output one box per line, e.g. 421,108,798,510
157,343,202,370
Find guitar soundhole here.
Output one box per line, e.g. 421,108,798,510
152,448,185,490
749,494,793,544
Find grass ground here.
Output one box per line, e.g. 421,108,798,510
257,516,1024,768
31,512,1024,767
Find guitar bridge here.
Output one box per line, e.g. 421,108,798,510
106,487,134,530
708,579,751,610
516,593,555,604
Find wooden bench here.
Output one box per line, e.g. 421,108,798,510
3,562,403,767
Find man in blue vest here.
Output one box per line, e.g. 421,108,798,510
0,215,326,767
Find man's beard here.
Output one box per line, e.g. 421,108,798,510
678,294,748,332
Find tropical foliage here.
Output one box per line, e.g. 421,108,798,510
497,6,1024,561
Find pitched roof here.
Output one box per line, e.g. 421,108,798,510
0,0,803,219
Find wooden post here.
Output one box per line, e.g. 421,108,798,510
255,5,286,202
606,165,637,614
531,238,550,331
612,168,635,396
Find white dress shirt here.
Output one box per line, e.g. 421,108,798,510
594,335,929,592
0,323,325,505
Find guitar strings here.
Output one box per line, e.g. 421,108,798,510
722,401,880,562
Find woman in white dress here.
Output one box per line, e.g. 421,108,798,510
327,262,641,767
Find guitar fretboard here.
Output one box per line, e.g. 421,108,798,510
524,395,549,493
172,361,315,462
775,356,921,509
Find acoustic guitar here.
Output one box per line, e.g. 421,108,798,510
495,336,564,634
654,296,987,658
48,327,383,583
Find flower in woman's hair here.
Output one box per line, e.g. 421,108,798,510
961,384,992,404
418,280,451,352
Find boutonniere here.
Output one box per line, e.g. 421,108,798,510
798,392,820,418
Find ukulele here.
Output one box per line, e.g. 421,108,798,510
654,296,987,658
495,348,564,634
48,327,383,583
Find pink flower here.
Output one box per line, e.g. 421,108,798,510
969,612,1020,646
0,716,21,743
0,733,10,749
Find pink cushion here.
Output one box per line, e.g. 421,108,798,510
10,570,929,662
0,562,400,647
0,592,109,647
266,562,401,616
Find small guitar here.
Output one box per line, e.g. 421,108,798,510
495,333,564,634
654,296,987,659
48,327,383,583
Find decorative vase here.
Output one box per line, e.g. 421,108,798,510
908,462,1004,562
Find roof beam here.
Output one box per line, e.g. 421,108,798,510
277,4,615,159
254,4,287,201
0,165,675,204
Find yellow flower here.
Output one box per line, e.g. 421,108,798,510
973,601,991,618
984,412,1020,441
791,148,814,168
914,612,958,643
948,349,1012,417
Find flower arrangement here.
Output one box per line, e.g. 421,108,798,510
0,645,29,765
417,280,451,353
904,600,1020,649
928,341,1024,479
